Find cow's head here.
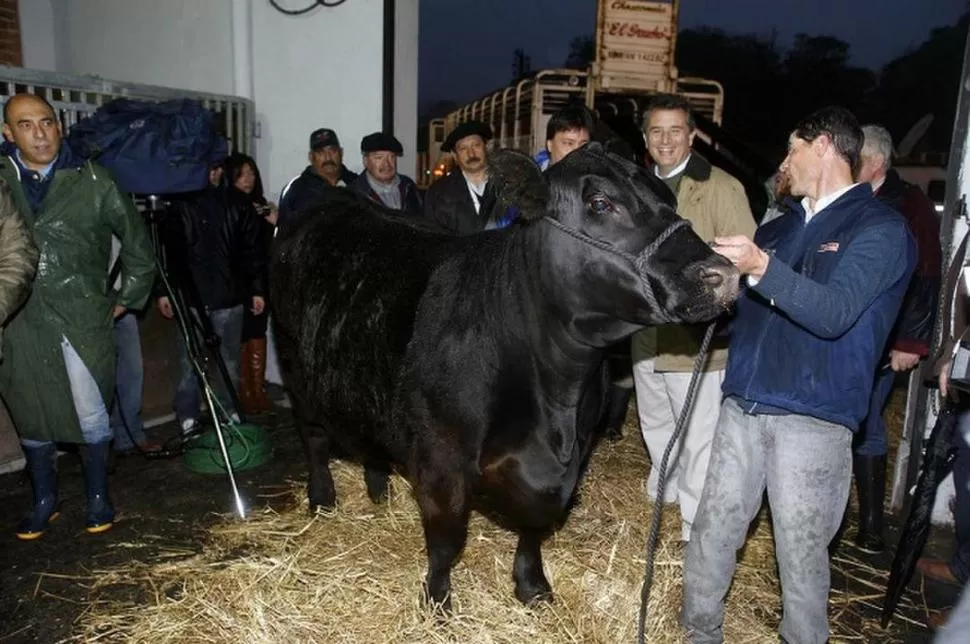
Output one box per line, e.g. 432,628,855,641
489,144,740,340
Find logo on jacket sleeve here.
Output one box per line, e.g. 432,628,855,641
817,241,840,253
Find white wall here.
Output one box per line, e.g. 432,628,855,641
394,0,419,179
13,0,418,201
250,0,385,200
51,0,234,95
17,0,56,71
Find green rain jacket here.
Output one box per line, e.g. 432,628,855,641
0,149,156,443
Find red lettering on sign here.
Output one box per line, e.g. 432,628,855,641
607,21,669,39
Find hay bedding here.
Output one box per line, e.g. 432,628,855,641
68,415,913,643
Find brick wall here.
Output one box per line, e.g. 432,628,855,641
0,0,22,67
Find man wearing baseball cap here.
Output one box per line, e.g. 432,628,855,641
353,132,422,216
278,127,359,227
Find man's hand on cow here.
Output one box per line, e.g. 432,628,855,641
889,349,921,372
112,305,126,319
712,235,770,279
157,296,174,319
251,296,265,315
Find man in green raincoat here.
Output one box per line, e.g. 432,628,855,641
0,93,156,539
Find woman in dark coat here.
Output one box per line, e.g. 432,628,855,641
224,153,276,414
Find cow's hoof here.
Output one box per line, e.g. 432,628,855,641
422,583,453,616
514,577,554,605
364,468,390,505
307,486,336,514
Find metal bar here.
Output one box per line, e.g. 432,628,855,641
1,64,255,156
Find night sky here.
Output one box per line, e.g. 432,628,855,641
419,0,968,108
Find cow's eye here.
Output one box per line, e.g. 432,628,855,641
587,196,614,215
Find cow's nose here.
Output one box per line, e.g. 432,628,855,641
702,264,740,302
700,267,725,288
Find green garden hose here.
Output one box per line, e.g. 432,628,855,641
183,422,273,474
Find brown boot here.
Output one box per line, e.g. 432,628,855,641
238,340,260,415
250,338,272,413
916,558,960,586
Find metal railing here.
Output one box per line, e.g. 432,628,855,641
415,68,725,187
0,65,254,155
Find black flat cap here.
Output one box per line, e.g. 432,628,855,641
440,120,493,153
361,132,404,155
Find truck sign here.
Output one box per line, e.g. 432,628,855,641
596,0,678,92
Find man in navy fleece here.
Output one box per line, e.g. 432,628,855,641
682,106,916,644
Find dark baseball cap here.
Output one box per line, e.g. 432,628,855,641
309,128,341,150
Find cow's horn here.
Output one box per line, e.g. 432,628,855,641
487,148,549,222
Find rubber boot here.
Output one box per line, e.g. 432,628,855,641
79,441,115,534
238,339,259,415
15,442,60,540
853,454,887,554
250,338,272,413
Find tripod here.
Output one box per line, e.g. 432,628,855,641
142,194,248,519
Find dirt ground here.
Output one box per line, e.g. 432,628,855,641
0,311,964,642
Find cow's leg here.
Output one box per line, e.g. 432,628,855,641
513,528,553,604
364,462,390,504
292,399,336,512
415,466,470,612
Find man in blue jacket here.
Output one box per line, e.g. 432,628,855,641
682,107,916,643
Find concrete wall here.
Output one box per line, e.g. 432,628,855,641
249,0,385,199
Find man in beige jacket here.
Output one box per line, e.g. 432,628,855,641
632,94,756,541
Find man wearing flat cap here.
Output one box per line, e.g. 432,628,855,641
278,127,359,227
353,132,422,216
423,120,516,235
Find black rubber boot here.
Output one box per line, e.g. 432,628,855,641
16,442,60,540
853,454,887,554
79,441,115,534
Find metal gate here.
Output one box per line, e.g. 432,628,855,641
0,64,254,154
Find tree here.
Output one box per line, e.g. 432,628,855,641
675,28,786,158
874,13,969,158
781,34,876,128
565,35,596,69
512,48,532,81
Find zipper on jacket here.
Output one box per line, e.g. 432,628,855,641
742,218,809,401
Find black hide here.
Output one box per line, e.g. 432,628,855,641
270,143,739,610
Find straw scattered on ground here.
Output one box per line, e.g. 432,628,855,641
54,395,919,644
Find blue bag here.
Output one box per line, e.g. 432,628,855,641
68,98,228,194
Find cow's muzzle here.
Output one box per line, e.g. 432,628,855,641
695,262,740,305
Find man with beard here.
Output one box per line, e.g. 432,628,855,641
353,132,422,215
278,128,358,227
423,120,515,234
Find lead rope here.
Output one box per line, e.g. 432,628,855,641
636,321,718,643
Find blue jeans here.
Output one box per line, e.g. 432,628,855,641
22,336,113,449
110,313,146,450
952,411,970,584
173,305,243,424
854,367,896,457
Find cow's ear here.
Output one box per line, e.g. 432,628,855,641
487,148,548,221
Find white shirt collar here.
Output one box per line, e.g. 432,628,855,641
463,173,488,214
654,154,691,180
801,183,858,223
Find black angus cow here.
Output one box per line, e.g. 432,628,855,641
271,144,739,610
